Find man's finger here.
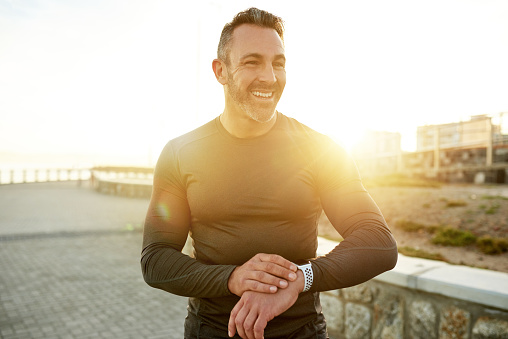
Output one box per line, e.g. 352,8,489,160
256,253,297,272
254,261,297,282
253,316,268,339
249,271,288,291
242,310,258,339
234,304,250,339
228,300,242,337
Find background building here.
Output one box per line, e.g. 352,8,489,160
352,113,508,183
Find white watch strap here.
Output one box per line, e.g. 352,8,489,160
297,263,313,292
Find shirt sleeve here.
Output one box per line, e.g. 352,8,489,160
140,141,236,298
309,138,398,291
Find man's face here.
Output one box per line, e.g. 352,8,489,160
225,24,286,123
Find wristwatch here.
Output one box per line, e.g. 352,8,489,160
296,262,313,292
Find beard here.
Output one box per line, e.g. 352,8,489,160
226,71,282,123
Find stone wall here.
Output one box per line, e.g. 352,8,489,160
321,281,508,339
316,238,508,339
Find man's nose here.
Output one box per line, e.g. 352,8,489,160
258,64,277,83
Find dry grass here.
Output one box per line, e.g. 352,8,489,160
394,218,507,257
362,173,441,188
398,246,446,262
319,181,508,272
482,195,508,201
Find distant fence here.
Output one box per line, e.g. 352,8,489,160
0,167,155,196
0,168,91,185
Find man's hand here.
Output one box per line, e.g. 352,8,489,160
228,253,297,297
228,270,304,339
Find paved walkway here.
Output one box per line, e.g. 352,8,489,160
0,181,188,339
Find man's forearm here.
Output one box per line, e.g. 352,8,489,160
317,185,398,292
142,243,301,299
141,243,236,298
310,222,397,292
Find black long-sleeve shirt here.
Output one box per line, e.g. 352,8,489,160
141,113,397,337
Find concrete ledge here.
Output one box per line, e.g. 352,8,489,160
374,254,449,288
416,265,508,310
317,237,508,311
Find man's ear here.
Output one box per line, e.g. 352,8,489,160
212,59,228,85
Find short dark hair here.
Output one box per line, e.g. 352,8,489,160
217,7,285,64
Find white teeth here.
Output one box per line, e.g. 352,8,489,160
252,91,272,98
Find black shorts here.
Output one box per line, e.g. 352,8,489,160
184,311,328,339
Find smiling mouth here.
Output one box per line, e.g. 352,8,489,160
251,91,273,99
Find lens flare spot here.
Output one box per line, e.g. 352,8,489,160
157,203,171,221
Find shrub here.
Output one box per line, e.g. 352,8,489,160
476,236,508,255
431,227,476,247
445,200,468,208
395,219,444,234
395,219,427,232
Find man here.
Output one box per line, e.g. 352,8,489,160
141,7,397,339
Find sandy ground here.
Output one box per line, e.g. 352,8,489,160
318,183,508,273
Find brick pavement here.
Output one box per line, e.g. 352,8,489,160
0,182,188,338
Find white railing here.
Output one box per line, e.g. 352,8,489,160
0,168,91,185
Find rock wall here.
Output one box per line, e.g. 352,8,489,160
321,281,508,339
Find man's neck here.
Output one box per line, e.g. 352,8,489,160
220,109,277,139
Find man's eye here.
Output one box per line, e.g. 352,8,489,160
274,62,285,68
246,61,259,65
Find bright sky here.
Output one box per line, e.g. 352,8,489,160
1,0,507,167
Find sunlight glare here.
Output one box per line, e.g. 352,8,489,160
0,0,507,166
